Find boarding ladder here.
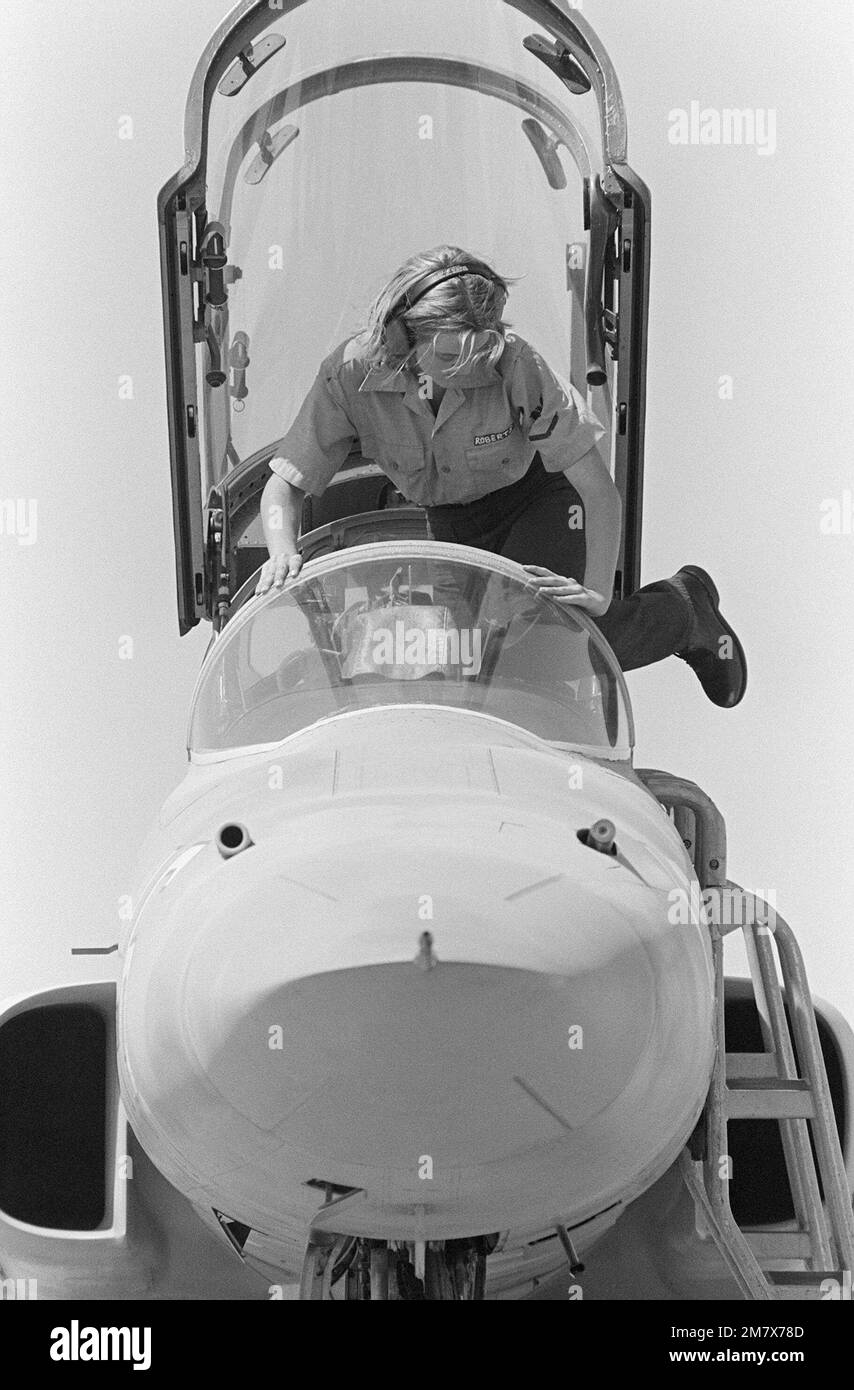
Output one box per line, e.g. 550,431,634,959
637,769,854,1301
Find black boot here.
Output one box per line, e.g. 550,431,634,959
666,566,748,708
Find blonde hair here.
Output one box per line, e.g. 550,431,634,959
360,245,519,377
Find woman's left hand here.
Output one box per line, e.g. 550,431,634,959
521,565,610,617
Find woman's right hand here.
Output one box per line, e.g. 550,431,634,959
255,550,303,596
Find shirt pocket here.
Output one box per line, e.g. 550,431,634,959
464,426,528,480
366,434,426,478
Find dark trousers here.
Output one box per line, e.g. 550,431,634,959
425,455,691,672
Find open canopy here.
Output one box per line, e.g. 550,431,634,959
160,0,650,633
188,542,634,758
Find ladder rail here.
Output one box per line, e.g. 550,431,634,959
766,903,854,1268
636,771,853,1298
635,768,727,889
698,903,853,1298
739,912,832,1268
695,926,776,1298
680,1151,773,1300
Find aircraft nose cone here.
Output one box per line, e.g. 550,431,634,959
119,804,714,1238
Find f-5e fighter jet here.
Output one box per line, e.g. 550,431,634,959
1,0,851,1302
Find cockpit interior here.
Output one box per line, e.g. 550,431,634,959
189,543,633,757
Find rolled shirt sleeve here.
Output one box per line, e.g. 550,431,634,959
510,341,606,473
269,358,357,496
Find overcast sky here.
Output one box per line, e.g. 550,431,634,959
1,0,852,1021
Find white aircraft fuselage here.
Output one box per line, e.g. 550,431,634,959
117,701,715,1293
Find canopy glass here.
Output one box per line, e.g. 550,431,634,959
189,545,633,757
199,0,608,487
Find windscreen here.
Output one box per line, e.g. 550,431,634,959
199,0,609,493
189,551,632,756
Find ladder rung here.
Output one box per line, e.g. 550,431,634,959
726,1078,815,1119
744,1230,814,1259
725,1052,780,1079
767,1269,845,1284
767,1269,845,1300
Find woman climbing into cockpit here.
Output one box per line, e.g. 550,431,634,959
255,244,746,707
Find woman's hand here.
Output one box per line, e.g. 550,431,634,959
255,550,303,596
521,564,610,617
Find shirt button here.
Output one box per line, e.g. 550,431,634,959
390,462,399,470
441,465,451,473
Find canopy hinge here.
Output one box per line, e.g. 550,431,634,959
205,501,232,630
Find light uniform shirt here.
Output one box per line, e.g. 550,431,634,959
269,332,606,507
